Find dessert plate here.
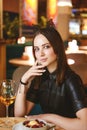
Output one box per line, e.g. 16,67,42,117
12,121,55,130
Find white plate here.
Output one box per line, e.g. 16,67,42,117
12,121,55,130
12,122,24,130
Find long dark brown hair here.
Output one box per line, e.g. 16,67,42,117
32,22,68,85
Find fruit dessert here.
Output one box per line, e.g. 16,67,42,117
23,119,46,128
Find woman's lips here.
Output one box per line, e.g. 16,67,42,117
40,58,47,62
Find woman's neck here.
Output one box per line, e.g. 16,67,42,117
47,61,57,73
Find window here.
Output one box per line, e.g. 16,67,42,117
69,19,80,35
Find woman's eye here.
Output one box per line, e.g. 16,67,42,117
44,45,50,49
34,47,39,52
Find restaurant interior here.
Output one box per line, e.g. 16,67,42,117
0,0,87,118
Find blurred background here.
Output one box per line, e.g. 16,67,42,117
0,0,87,117
0,0,87,42
0,0,87,85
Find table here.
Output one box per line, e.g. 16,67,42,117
79,46,87,51
9,58,75,66
65,49,87,55
0,117,64,130
9,58,34,66
9,49,87,67
0,117,25,130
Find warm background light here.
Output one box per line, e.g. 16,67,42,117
47,0,58,25
22,0,38,25
57,0,72,7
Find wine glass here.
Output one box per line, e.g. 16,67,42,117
0,79,17,127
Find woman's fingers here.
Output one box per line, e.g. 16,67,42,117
22,61,46,82
34,60,38,66
29,67,46,76
26,114,42,120
30,60,46,74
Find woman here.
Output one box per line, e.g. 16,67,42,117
14,24,87,130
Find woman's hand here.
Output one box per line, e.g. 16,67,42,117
21,61,46,84
25,109,87,130
25,114,62,130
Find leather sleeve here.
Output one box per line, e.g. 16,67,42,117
26,79,39,103
66,73,87,113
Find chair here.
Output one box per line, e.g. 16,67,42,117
12,65,30,88
66,53,87,85
66,53,87,64
70,63,87,85
11,65,43,116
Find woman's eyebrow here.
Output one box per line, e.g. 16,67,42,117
34,43,50,47
42,43,50,47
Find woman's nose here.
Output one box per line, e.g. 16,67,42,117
39,49,44,56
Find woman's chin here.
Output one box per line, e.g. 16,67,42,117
41,63,47,67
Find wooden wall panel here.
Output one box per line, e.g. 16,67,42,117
0,45,6,80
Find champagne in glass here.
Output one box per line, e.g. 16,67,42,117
0,79,17,127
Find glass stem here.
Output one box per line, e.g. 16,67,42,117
6,105,9,117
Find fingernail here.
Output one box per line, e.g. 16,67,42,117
43,69,46,72
24,115,28,118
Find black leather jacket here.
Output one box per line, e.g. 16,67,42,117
26,67,87,118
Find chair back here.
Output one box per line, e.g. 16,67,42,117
12,66,30,88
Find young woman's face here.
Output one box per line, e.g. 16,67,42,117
33,34,57,72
